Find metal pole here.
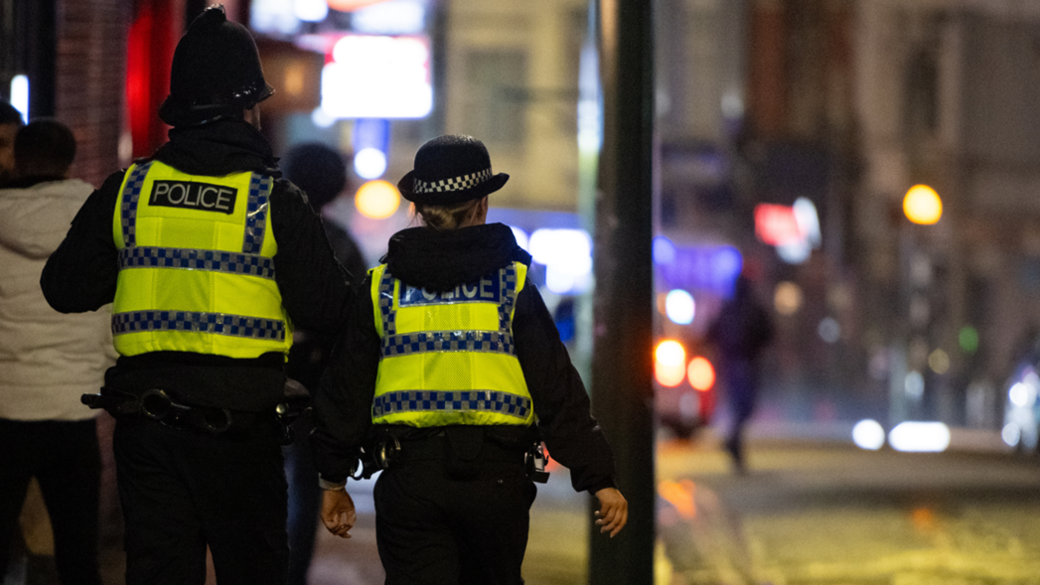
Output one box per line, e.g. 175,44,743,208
588,0,655,582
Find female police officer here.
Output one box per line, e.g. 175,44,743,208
312,134,627,584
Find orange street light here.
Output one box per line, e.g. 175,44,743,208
654,340,686,387
903,184,942,225
355,180,401,219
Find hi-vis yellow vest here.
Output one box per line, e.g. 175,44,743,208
110,161,292,359
370,261,534,427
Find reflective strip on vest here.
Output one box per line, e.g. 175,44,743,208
111,310,286,340
372,390,532,421
369,262,534,427
117,247,276,280
111,161,291,359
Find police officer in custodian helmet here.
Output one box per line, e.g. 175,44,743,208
312,135,628,584
41,6,353,584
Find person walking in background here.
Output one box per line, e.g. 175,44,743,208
280,142,368,585
707,272,775,473
313,134,627,584
0,100,24,186
0,118,114,584
39,7,353,584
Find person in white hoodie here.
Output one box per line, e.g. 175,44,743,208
0,118,114,584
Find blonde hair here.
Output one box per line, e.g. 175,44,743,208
413,199,482,231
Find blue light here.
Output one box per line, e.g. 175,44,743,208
653,236,676,265
352,119,389,178
10,75,28,123
665,289,695,325
354,147,388,179
656,244,743,298
711,245,743,298
352,0,426,34
294,0,328,22
311,107,336,129
509,226,530,251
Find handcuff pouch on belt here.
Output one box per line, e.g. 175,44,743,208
350,434,400,480
350,427,550,483
82,387,232,434
274,378,312,446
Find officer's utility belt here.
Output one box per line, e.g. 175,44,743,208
83,387,236,434
83,380,309,444
354,427,549,483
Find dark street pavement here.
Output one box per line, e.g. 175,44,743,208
16,422,1037,585
299,423,1040,585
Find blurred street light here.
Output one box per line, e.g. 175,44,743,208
903,184,942,225
354,179,400,219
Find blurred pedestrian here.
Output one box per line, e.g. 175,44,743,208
39,7,353,585
313,134,627,584
0,118,113,584
707,272,774,473
280,142,368,585
0,100,24,186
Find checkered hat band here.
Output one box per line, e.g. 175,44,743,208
372,390,531,420
118,247,276,280
111,310,286,341
413,168,492,194
382,330,515,358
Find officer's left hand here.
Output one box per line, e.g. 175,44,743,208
594,487,628,538
321,488,357,539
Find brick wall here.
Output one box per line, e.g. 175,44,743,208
56,0,130,188
54,0,130,548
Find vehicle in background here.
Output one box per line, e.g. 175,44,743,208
654,338,717,439
1002,358,1040,453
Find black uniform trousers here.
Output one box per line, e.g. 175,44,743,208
373,449,537,585
0,418,102,585
112,415,289,585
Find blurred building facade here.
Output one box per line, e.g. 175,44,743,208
683,0,1040,431
853,0,1040,430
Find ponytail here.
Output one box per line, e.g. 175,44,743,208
413,199,481,231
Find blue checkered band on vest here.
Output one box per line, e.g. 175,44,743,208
372,390,531,420
111,310,286,341
378,270,397,336
412,168,492,194
382,330,515,358
120,162,154,247
498,264,518,331
118,247,276,280
243,174,273,254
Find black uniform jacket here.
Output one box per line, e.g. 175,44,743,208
40,118,354,412
312,222,618,494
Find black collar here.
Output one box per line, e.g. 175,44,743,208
385,223,531,292
152,118,280,177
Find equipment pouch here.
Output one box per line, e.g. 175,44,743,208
445,426,483,479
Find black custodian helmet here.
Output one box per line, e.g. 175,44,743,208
158,5,274,127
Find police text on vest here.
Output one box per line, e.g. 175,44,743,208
149,181,238,215
399,276,501,306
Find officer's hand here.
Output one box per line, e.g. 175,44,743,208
321,488,357,539
593,487,628,538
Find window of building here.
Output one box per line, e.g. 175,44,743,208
904,46,939,137
463,49,528,145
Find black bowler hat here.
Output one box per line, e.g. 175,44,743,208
397,135,509,205
158,5,274,127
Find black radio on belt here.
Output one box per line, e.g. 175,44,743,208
525,442,550,483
